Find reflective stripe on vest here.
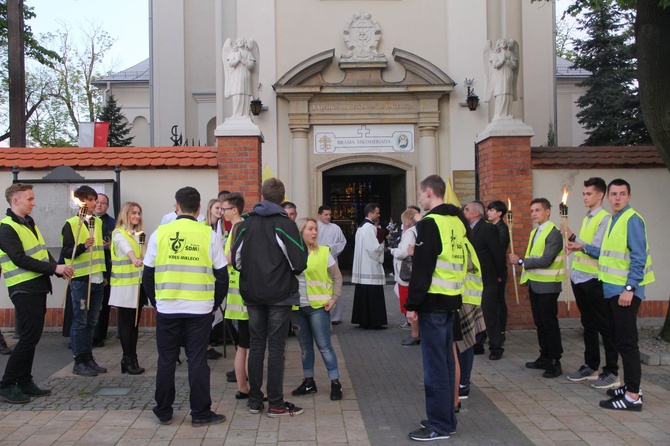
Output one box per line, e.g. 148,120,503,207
64,215,106,278
223,231,247,320
462,238,483,306
155,219,214,301
598,208,655,286
520,221,565,284
304,246,333,309
572,209,609,275
110,228,142,286
423,214,467,296
0,217,50,287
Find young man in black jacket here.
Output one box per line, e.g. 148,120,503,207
0,183,74,404
232,178,308,417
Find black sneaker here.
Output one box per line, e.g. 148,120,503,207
267,402,304,417
192,411,226,427
207,348,223,360
542,361,562,378
599,395,642,412
525,356,551,370
226,370,237,383
606,385,644,401
0,384,30,404
409,427,450,441
18,382,51,397
458,385,470,399
247,401,264,414
292,379,317,396
330,381,343,401
73,362,98,377
420,420,456,435
85,358,107,373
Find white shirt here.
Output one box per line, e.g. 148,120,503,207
160,211,206,225
317,220,347,259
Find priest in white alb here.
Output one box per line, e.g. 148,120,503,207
317,205,348,325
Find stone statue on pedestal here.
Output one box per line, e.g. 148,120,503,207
485,39,519,121
222,37,260,119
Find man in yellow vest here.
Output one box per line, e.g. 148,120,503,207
595,179,653,411
143,186,229,426
0,184,74,404
405,175,470,441
509,198,564,379
564,177,619,389
61,185,107,377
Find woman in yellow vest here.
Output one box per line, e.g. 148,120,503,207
108,202,146,374
290,218,344,401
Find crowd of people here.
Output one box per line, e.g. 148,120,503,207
0,174,655,438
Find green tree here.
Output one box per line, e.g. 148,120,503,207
97,94,134,147
572,2,651,145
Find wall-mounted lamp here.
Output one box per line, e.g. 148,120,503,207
250,99,263,116
464,78,479,111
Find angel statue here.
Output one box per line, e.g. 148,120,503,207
222,37,260,118
485,39,519,121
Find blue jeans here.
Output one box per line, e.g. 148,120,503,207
419,310,457,435
247,304,292,409
459,347,474,387
291,306,339,380
70,281,104,359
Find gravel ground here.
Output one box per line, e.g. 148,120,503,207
639,327,670,353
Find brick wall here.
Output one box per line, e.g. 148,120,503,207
216,135,263,213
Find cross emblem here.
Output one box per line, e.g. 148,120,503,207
357,125,371,138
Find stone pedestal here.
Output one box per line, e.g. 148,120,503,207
215,120,264,211
476,122,535,329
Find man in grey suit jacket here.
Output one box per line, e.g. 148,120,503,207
509,198,564,378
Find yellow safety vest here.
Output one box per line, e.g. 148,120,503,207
572,209,609,275
423,214,467,296
520,221,565,284
598,208,655,286
64,215,106,278
0,217,50,287
304,246,333,309
110,228,142,286
155,218,214,301
462,238,483,305
223,232,247,320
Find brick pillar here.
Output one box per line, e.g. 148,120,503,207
216,135,263,212
477,134,534,329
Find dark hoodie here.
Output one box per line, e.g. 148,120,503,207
231,200,308,305
404,203,466,313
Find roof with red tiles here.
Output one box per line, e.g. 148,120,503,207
0,146,218,171
532,146,664,169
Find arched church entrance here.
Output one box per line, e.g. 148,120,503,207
322,162,406,271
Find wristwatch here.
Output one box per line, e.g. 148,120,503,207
625,285,635,292
517,258,524,266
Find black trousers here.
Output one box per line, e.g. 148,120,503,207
154,312,213,421
480,284,504,354
529,289,563,361
497,277,508,334
94,283,112,342
572,279,618,374
117,305,143,359
608,295,641,393
1,293,47,387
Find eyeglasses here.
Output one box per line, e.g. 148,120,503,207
97,201,109,205
222,207,235,212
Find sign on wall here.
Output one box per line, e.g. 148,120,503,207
314,124,414,154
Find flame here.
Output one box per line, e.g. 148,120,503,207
561,187,569,206
71,190,85,208
507,198,511,212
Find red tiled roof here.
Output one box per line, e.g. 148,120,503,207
0,146,218,171
532,146,664,169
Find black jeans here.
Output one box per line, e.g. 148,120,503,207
94,283,112,343
572,279,618,374
1,293,47,387
247,304,292,409
117,305,143,359
480,284,503,354
607,295,641,393
529,289,563,361
497,277,508,334
154,312,213,421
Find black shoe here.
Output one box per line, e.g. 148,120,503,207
73,362,98,377
599,395,642,412
207,348,223,359
18,382,51,397
86,358,107,373
192,411,226,427
473,345,485,355
525,356,551,370
489,351,503,360
92,339,105,348
606,385,644,401
121,356,145,375
226,369,237,382
0,384,30,404
542,361,562,378
247,401,264,414
0,342,11,355
330,381,343,401
292,379,317,396
331,320,342,326
458,385,470,399
409,427,450,441
454,401,461,413
420,420,456,435
267,401,304,417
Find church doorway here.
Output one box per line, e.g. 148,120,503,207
322,162,406,272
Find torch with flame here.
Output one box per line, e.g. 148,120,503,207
135,231,146,327
559,188,571,312
506,198,520,304
62,201,89,308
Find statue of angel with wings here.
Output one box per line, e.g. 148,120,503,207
485,39,519,121
222,37,260,118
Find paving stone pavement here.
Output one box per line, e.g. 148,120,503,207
0,284,669,445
